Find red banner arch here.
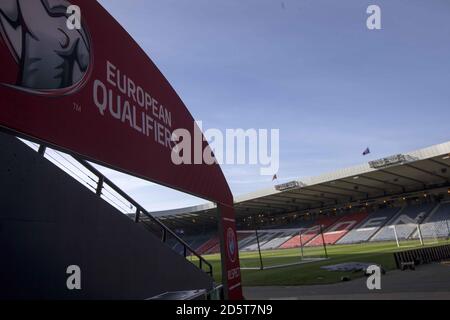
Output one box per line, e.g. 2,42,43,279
0,0,242,299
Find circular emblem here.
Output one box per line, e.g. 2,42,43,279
0,0,92,95
227,227,237,263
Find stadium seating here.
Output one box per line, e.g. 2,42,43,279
196,237,220,254
413,202,450,239
237,232,259,250
370,203,436,242
306,212,369,246
279,233,304,249
204,233,250,254
242,232,280,251
180,201,449,255
280,216,339,249
260,231,299,250
166,234,212,255
337,207,401,244
205,243,221,254
234,230,298,251
236,232,253,243
204,232,255,254
190,235,214,250
184,232,254,255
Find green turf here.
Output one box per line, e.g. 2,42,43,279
189,239,450,286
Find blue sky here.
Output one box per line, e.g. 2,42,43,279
96,0,450,211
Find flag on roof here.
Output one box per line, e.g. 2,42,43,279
272,174,278,181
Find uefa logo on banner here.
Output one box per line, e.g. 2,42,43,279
227,227,237,263
0,0,92,96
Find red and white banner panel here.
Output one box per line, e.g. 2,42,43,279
0,0,242,299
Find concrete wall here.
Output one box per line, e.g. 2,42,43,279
0,132,214,299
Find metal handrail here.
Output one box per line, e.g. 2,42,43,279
26,141,214,276
29,143,213,277
73,158,213,277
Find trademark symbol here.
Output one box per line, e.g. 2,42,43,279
73,103,82,112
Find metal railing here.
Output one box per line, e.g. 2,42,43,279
32,143,213,277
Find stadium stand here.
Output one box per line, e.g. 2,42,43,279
279,233,304,249
152,141,450,258
190,234,215,251
166,234,213,255
205,243,221,254
197,232,254,254
413,201,450,239
279,216,339,249
370,202,436,241
196,237,220,255
242,232,280,251
186,201,450,254
337,207,402,244
235,232,253,249
306,212,369,246
260,230,299,250
237,232,260,250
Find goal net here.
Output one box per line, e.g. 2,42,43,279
390,219,450,248
237,228,328,270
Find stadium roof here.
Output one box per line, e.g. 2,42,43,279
151,141,450,229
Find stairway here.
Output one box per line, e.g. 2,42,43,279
0,132,214,299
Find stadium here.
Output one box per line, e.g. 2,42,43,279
1,0,450,302
152,143,450,298
2,133,448,300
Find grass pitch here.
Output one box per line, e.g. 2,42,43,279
191,239,450,286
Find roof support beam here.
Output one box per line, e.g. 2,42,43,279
302,187,353,201
358,175,406,192
285,190,336,202
429,158,450,169
237,203,290,211
313,185,368,199
379,169,426,188
251,198,311,206
276,193,327,207
339,179,387,193
404,163,449,183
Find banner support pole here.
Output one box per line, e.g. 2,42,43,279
255,229,264,270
